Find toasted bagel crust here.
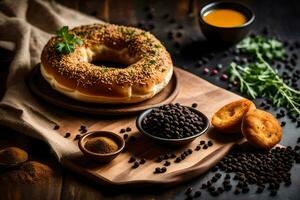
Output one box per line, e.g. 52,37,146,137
41,24,173,103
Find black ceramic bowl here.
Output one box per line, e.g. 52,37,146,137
199,1,255,45
136,106,210,146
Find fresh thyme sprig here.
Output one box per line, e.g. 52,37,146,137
55,26,83,54
228,36,300,115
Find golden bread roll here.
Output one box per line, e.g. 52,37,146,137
211,99,256,133
242,109,282,150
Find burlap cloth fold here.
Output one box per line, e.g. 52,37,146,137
0,0,101,157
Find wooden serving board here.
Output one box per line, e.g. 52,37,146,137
51,67,244,187
27,64,179,115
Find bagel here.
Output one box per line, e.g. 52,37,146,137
41,24,173,104
242,109,282,150
211,99,256,133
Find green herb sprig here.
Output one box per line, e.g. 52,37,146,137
55,26,83,54
228,36,300,115
237,36,286,60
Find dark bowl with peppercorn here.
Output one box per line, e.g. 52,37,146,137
136,104,210,146
199,1,255,45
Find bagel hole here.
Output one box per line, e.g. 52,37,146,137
88,48,138,69
91,60,129,68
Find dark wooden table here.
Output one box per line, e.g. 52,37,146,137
1,0,300,199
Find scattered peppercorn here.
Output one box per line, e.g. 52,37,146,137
185,187,193,194
53,125,60,130
74,134,81,140
161,167,167,173
207,140,213,147
192,103,198,108
79,125,87,134
132,161,139,169
175,157,181,163
128,156,136,163
194,190,201,198
153,167,167,174
154,167,161,174
140,158,146,164
120,128,126,133
64,132,71,138
80,125,86,130
164,161,171,166
198,144,300,197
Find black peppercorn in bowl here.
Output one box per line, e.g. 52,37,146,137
199,1,255,45
136,104,210,146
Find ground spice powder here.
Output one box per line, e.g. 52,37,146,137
85,136,118,154
0,161,54,184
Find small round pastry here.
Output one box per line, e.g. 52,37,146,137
242,109,282,150
211,99,256,133
41,24,173,104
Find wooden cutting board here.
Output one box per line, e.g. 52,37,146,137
53,68,243,187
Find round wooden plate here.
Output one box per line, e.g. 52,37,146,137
27,64,179,115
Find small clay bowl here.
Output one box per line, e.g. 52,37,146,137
79,131,125,163
199,1,255,45
136,106,210,146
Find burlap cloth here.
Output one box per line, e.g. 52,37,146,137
0,0,242,186
0,0,101,157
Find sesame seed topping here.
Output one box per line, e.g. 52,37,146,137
42,24,172,88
